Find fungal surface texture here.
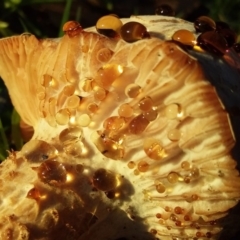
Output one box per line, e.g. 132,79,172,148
0,16,239,240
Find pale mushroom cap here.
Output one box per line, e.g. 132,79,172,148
0,15,240,240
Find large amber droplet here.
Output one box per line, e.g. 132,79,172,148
194,16,216,33
143,138,166,160
62,21,82,37
59,127,83,146
22,140,57,162
95,64,123,88
38,159,67,184
120,22,150,43
128,114,149,134
92,168,119,191
96,15,123,37
103,116,125,131
197,31,228,55
172,29,196,46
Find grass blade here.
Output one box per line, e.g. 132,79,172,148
11,108,23,150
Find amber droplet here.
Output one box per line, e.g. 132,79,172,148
59,127,83,146
103,116,125,131
168,129,181,141
156,183,165,193
217,28,237,47
38,160,67,184
150,228,157,235
143,138,166,161
97,48,113,62
197,31,228,55
128,114,149,134
206,232,212,238
174,206,183,214
184,215,191,221
125,83,141,98
142,108,158,121
165,103,182,119
95,64,123,88
94,87,107,101
194,16,216,33
191,194,199,200
167,172,179,184
63,21,82,37
66,95,80,109
172,29,196,46
76,113,91,127
127,161,135,169
196,232,202,237
233,42,240,53
137,160,149,172
155,4,175,16
139,96,153,112
216,21,230,30
120,22,150,43
156,213,162,218
181,161,190,170
27,188,40,200
87,103,99,113
22,140,57,162
93,168,119,191
96,15,123,37
55,109,70,125
91,131,124,160
118,103,133,118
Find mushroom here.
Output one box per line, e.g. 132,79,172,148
0,15,240,240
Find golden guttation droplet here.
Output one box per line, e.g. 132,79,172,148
150,229,157,235
128,114,149,134
94,87,107,101
22,140,57,162
59,127,83,146
191,194,199,200
139,96,153,112
118,103,133,118
77,113,91,127
142,108,158,121
66,95,80,109
156,213,162,218
181,161,190,170
92,168,119,191
125,83,141,98
184,215,191,221
189,167,200,178
134,169,140,175
103,116,125,131
143,138,166,161
165,103,182,119
95,64,123,88
87,103,99,113
63,142,83,157
127,161,135,169
165,206,172,212
27,188,40,200
90,131,124,160
172,29,196,46
167,172,179,184
96,15,123,37
168,129,181,141
137,160,149,172
63,85,75,96
62,21,82,37
174,206,183,214
55,109,70,125
38,160,67,184
97,48,113,62
156,183,166,193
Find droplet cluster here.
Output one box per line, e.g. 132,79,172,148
171,15,239,56
96,15,150,42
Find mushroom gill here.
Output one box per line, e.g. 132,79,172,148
0,15,240,240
